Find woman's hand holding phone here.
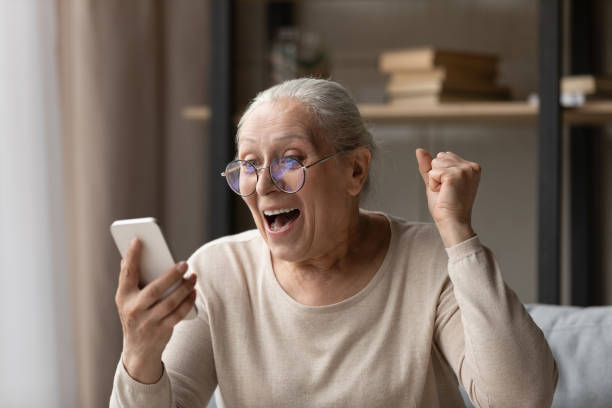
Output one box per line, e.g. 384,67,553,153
114,238,197,384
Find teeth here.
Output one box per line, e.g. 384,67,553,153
264,208,297,216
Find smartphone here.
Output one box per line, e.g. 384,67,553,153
110,217,197,320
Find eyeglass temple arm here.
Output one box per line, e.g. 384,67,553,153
303,150,348,169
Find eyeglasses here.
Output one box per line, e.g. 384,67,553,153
221,150,348,196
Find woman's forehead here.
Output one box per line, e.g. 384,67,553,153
239,132,311,146
238,100,319,149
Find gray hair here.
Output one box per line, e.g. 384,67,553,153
236,78,376,158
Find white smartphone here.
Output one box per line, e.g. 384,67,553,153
110,217,197,320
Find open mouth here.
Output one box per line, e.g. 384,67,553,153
264,208,301,232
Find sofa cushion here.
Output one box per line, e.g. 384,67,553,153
526,304,612,408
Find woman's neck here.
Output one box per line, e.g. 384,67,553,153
272,209,390,306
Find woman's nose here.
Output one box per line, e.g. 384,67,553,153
255,167,276,196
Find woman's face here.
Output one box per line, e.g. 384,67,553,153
237,99,355,262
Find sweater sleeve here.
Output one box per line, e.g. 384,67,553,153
109,259,217,408
433,236,558,408
110,358,176,408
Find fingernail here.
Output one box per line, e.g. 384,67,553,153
130,237,139,247
178,262,188,272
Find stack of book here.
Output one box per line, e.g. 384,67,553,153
379,47,510,105
527,75,612,107
560,75,612,106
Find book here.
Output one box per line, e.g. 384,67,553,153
561,75,612,95
379,47,498,77
386,80,509,97
388,67,497,85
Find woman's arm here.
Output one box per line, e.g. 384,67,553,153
110,252,217,408
415,148,557,406
110,315,216,408
435,237,558,407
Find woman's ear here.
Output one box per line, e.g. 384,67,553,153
346,147,371,196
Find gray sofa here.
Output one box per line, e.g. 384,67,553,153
461,304,612,408
206,304,612,407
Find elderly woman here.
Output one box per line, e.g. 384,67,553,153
111,78,557,407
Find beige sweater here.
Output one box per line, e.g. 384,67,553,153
110,214,558,407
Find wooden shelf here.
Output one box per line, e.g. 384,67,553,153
358,102,537,124
564,101,612,125
357,101,612,125
182,101,612,125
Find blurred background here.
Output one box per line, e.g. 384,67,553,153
1,0,611,407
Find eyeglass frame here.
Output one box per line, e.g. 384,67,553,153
220,149,353,197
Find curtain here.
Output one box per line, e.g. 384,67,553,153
0,1,77,407
57,1,211,407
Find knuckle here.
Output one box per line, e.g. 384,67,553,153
125,303,138,317
124,309,139,329
124,263,135,279
162,298,179,315
115,292,123,308
146,285,162,302
460,165,471,175
467,160,480,171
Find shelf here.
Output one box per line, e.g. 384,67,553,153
358,101,612,125
182,101,612,125
357,102,537,124
182,102,538,124
564,101,612,125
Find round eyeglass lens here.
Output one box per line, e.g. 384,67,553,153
270,157,304,193
224,160,257,196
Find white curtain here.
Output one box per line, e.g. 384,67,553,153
0,1,77,407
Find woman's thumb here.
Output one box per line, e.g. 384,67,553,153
415,148,433,186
